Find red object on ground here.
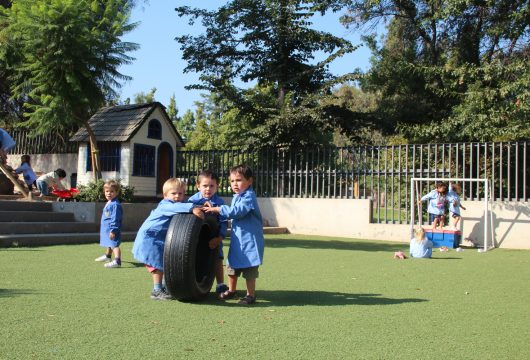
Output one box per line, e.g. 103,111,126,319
51,188,79,199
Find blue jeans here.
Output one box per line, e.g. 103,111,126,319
37,180,49,195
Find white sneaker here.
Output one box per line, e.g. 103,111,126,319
104,260,121,268
95,255,111,262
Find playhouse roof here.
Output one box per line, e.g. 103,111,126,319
70,102,184,146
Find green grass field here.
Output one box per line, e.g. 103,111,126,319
1,235,529,359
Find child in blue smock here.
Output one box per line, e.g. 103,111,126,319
0,128,16,164
418,181,448,229
15,155,37,190
447,183,466,230
95,180,123,268
205,164,264,305
188,170,229,296
132,178,204,300
410,227,433,258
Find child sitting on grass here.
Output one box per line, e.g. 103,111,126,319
447,183,466,230
409,227,433,259
204,164,264,305
188,170,229,296
132,178,204,300
95,180,123,268
418,181,448,230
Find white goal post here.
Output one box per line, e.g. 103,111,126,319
410,177,494,251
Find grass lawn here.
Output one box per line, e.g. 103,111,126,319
1,235,529,359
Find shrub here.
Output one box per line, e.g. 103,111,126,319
74,179,135,203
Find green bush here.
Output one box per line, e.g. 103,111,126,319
74,179,135,203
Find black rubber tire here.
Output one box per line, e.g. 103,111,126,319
163,214,218,301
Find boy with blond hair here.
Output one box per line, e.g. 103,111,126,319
132,178,203,300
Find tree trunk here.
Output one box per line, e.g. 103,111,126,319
84,122,101,181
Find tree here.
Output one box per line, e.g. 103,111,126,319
341,0,530,142
175,0,360,147
322,84,382,146
0,0,138,178
177,109,196,143
133,87,157,104
0,0,22,126
167,94,179,124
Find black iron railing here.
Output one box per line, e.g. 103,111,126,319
176,142,530,223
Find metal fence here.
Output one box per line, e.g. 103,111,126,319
9,130,78,154
176,142,529,224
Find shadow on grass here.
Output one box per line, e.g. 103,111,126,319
201,290,427,307
121,261,145,268
0,288,37,298
0,248,43,251
266,238,408,252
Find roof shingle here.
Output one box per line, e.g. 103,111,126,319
70,102,182,144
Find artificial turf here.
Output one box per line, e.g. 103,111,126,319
1,235,529,359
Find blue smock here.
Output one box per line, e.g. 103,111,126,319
220,187,264,269
132,199,194,271
409,238,433,258
0,128,16,152
446,191,462,216
15,162,37,186
188,192,228,238
421,189,446,215
188,192,228,258
99,199,123,248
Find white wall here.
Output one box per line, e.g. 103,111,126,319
7,153,77,188
76,143,130,186
128,107,179,196
462,201,530,250
220,197,529,250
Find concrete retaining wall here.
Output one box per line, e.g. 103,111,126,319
52,197,530,250
7,153,77,188
52,202,157,232
253,197,530,250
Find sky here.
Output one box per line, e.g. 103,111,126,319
118,1,375,115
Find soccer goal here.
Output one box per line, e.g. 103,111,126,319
410,177,494,251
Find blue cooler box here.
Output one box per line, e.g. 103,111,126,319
425,229,461,248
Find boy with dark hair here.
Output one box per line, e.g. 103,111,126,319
188,169,229,296
204,164,264,305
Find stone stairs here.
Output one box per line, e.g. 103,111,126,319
0,200,288,247
0,200,135,247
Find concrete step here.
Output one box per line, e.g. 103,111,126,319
0,232,138,247
226,226,289,236
0,210,75,222
0,227,289,247
0,200,53,212
263,226,289,235
0,222,99,235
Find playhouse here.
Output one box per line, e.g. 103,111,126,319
70,102,184,197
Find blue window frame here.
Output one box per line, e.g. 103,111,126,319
133,144,156,177
86,142,121,172
147,119,162,139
